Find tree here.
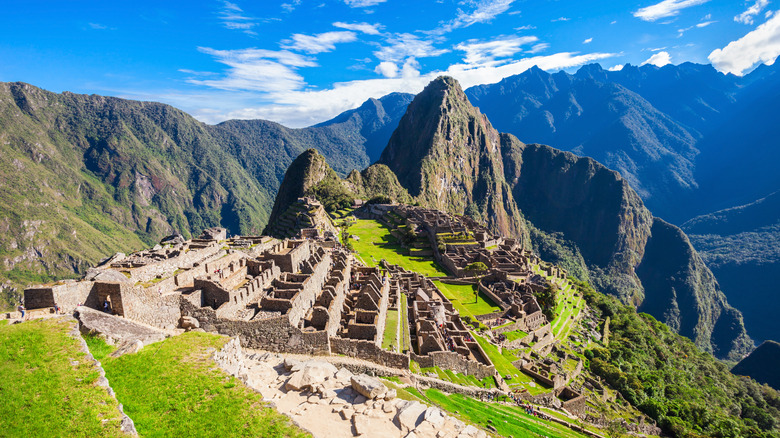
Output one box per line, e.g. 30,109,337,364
465,262,488,274
606,420,626,438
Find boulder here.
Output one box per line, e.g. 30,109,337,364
351,374,388,400
83,267,129,282
334,367,354,383
160,233,185,246
384,388,397,400
423,407,445,426
284,361,338,391
395,401,427,433
180,316,200,330
109,340,144,358
353,414,372,435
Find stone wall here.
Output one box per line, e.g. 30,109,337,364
181,296,330,355
120,283,181,330
410,351,496,380
330,337,410,369
128,244,222,284
25,281,94,312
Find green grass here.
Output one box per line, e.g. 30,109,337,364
472,333,545,394
101,332,309,438
348,219,447,277
504,329,528,342
420,366,497,388
0,319,8,326
425,389,590,438
382,309,399,350
83,332,117,361
400,293,410,352
433,282,501,327
550,282,585,340
0,318,126,437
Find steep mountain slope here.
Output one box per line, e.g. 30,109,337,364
0,82,271,297
683,191,780,343
264,149,410,237
0,82,405,308
732,340,780,390
379,77,525,238
382,76,751,359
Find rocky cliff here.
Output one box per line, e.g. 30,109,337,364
380,76,751,359
379,77,524,238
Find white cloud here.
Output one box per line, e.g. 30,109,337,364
552,17,570,22
219,1,258,34
281,0,301,12
431,0,515,35
333,21,382,35
374,33,450,63
678,20,715,36
283,31,358,54
583,37,593,44
527,43,549,54
455,36,538,67
343,0,386,7
735,0,770,25
709,11,780,75
633,0,710,22
187,51,615,128
188,47,316,93
515,25,536,30
608,64,625,71
374,61,399,78
641,51,672,66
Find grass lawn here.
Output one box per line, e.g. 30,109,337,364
0,318,126,437
348,219,447,277
425,389,590,438
99,332,309,438
472,333,546,394
551,282,585,340
420,366,497,388
504,329,528,342
400,293,410,352
433,281,501,323
382,309,399,350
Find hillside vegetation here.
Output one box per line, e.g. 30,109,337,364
583,282,780,438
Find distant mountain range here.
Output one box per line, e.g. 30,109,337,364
1,61,775,357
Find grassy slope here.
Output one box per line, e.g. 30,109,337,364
0,318,125,437
433,281,501,317
348,219,447,277
425,389,589,438
99,332,308,438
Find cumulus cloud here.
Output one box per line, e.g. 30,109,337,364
455,36,538,67
633,0,710,22
431,0,515,35
583,38,593,44
735,0,770,25
709,11,780,75
374,61,399,78
333,21,382,35
283,31,357,54
343,0,386,7
641,51,672,66
608,64,625,71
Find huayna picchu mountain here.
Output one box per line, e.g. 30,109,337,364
379,76,751,360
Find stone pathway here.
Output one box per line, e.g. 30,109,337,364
214,340,489,438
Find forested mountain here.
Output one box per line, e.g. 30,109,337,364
379,76,751,360
0,82,408,306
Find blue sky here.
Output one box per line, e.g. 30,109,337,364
1,0,778,127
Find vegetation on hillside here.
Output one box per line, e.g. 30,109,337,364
581,281,780,438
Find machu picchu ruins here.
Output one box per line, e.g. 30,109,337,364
11,199,667,438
